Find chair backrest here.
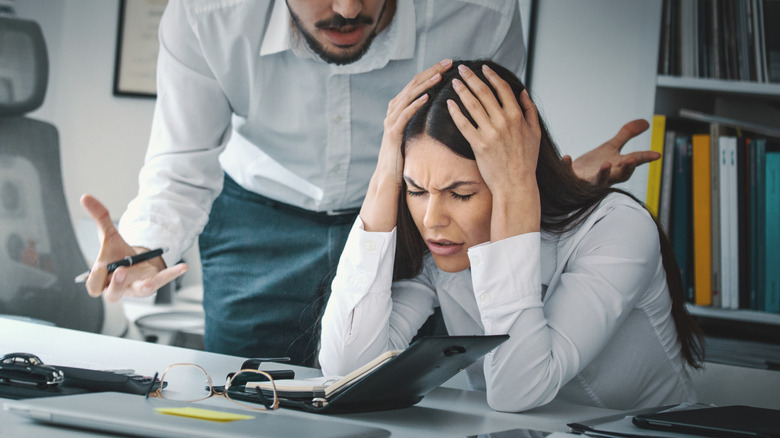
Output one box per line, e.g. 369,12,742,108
0,15,104,333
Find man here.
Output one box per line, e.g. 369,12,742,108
82,0,657,365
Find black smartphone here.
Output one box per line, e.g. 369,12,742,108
465,428,552,438
240,357,290,369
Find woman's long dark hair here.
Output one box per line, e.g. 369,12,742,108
394,60,703,368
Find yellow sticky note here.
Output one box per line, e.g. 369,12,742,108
155,407,254,422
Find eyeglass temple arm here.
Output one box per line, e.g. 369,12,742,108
253,386,274,409
144,372,159,399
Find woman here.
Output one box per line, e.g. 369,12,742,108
319,60,703,412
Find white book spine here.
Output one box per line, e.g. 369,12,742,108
659,130,677,234
719,137,731,309
728,138,740,309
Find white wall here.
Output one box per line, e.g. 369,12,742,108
16,0,154,229
531,0,662,198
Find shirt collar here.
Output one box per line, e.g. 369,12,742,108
386,0,415,60
260,0,416,63
259,0,293,57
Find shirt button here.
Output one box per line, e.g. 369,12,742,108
333,115,342,123
480,293,491,303
365,241,376,251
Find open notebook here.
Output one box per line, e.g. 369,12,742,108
233,335,509,414
249,349,402,399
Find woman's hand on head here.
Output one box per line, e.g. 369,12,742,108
447,64,540,194
447,63,541,239
376,59,452,184
360,59,453,232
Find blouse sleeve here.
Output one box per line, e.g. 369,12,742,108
319,218,438,377
470,201,662,412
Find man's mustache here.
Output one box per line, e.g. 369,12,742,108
315,14,374,30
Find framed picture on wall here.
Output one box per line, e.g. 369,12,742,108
113,0,168,97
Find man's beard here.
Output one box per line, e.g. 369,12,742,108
287,2,387,65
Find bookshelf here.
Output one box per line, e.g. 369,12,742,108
657,75,780,97
689,305,780,347
655,78,780,124
653,0,780,364
688,304,780,327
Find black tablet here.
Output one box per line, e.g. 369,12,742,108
633,405,780,438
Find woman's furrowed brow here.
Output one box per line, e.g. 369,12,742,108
441,180,480,191
403,175,479,191
403,175,423,189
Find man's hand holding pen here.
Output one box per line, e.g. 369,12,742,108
79,194,188,303
74,247,168,283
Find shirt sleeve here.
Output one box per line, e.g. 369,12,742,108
470,202,663,412
117,0,233,266
319,217,438,377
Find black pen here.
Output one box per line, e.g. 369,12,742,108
74,248,167,283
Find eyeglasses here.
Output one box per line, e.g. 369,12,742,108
145,363,279,411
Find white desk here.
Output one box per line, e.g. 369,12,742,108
0,318,618,437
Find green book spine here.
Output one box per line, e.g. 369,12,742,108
672,136,693,302
764,152,780,313
751,139,766,310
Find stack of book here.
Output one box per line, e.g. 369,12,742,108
658,0,780,83
646,110,780,313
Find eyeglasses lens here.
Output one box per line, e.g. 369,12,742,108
226,370,279,410
160,364,212,402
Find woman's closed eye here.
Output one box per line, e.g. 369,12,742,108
450,191,475,201
407,189,474,201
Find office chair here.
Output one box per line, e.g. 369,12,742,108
0,15,125,334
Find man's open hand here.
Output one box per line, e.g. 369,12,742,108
562,119,659,187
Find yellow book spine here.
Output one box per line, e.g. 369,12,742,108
692,134,712,306
646,115,666,217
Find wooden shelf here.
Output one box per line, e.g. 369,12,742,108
657,75,780,99
687,304,780,326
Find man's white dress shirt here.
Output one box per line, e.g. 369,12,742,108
319,193,698,412
117,0,524,267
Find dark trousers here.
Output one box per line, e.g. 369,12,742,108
199,175,356,366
